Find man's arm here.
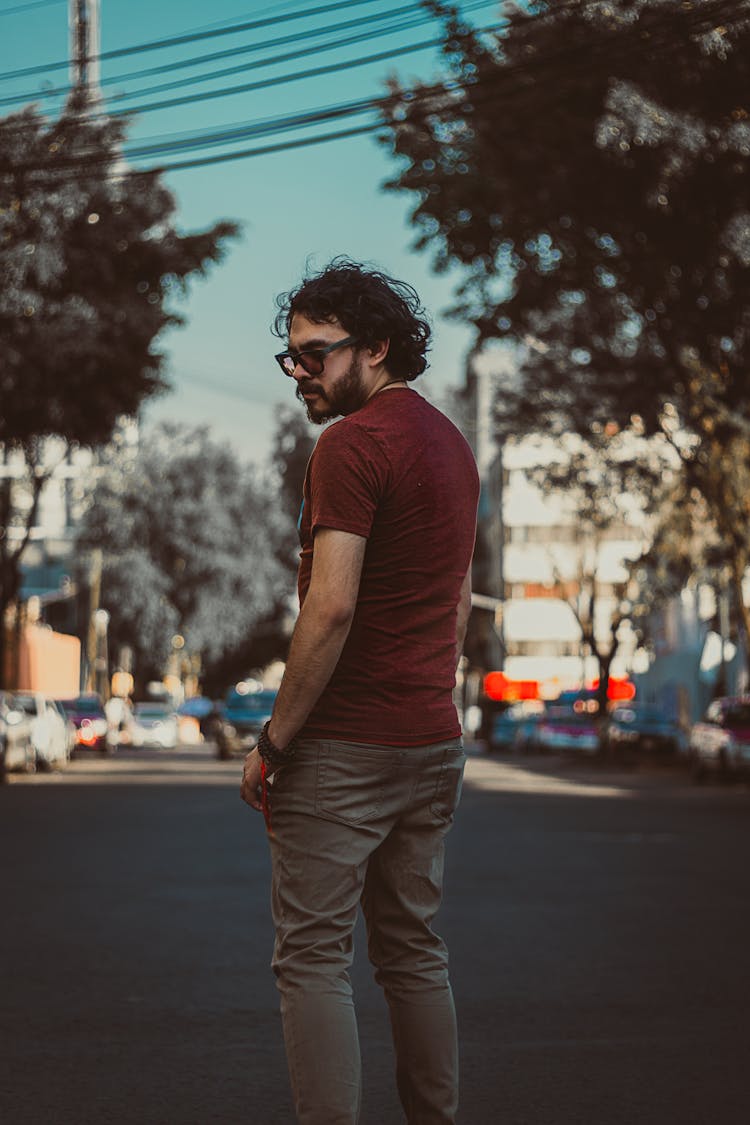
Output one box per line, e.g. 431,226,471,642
241,527,366,809
455,569,472,670
268,527,366,747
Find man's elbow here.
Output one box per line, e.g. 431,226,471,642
306,590,357,631
327,601,357,630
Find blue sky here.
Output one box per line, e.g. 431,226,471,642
1,0,501,464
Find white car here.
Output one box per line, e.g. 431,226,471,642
0,692,35,779
689,696,750,781
131,703,179,749
13,692,70,771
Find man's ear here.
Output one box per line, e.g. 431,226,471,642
368,338,390,366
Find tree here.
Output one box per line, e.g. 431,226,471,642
78,424,289,692
382,0,750,638
271,404,317,572
0,97,238,684
199,405,318,695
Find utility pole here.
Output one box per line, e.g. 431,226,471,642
69,0,101,98
85,548,102,692
475,360,505,671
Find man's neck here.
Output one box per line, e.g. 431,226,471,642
365,377,408,403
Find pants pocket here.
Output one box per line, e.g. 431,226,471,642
429,746,466,821
314,741,399,825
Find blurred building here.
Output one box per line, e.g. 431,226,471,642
0,420,139,684
635,579,750,725
501,439,643,692
2,440,93,607
458,350,645,699
458,348,750,723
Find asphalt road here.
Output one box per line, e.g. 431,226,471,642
1,746,749,1125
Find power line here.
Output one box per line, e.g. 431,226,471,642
121,96,377,160
2,0,738,89
121,95,380,156
107,0,750,175
1,0,737,128
0,41,467,154
0,4,500,145
20,118,383,178
183,0,308,37
102,29,464,120
2,0,744,175
109,0,495,106
107,9,436,106
0,0,391,82
0,0,409,103
0,0,64,16
151,121,382,174
0,25,486,133
0,0,495,109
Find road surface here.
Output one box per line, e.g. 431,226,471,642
1,746,748,1124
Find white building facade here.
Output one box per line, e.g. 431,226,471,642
463,351,648,697
500,439,645,694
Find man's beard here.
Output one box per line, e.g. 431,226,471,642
296,353,367,424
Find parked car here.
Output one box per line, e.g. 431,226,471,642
105,695,134,747
59,693,111,755
215,684,278,759
177,696,221,741
130,702,179,749
688,696,750,782
535,698,601,755
51,699,77,757
13,692,69,771
602,703,686,757
0,691,35,781
488,700,545,753
177,696,214,722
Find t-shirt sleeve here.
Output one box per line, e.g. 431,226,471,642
308,421,387,539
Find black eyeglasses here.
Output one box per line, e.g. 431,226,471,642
274,335,358,378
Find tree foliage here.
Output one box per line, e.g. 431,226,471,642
0,99,237,445
198,406,317,694
78,424,289,687
0,98,238,684
382,0,750,634
630,440,750,652
270,403,317,572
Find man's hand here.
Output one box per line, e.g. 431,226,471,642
240,745,263,811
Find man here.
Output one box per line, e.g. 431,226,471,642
241,259,479,1125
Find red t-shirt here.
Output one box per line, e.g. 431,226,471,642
297,387,479,745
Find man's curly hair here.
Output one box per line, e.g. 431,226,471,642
274,257,431,381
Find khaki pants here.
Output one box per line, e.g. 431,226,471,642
266,737,465,1125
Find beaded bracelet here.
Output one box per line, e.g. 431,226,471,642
257,721,298,771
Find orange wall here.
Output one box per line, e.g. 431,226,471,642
17,625,81,697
